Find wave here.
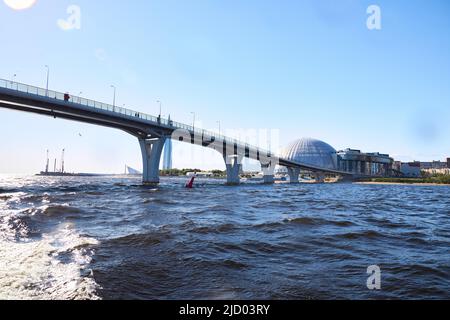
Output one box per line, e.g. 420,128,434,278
108,230,172,247
0,188,20,194
331,220,355,227
253,217,356,229
84,191,105,196
189,223,238,234
141,197,179,205
19,204,83,218
284,217,321,225
1,211,29,241
42,205,82,217
221,259,248,270
0,195,13,201
0,223,100,300
338,230,385,240
253,221,284,230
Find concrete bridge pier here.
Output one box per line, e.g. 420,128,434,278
139,137,166,185
261,162,275,184
224,154,243,185
287,167,301,184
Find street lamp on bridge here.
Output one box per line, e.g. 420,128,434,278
44,65,50,96
217,121,221,136
110,85,116,111
191,112,196,132
156,100,162,118
10,74,16,89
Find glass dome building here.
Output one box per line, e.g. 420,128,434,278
281,138,338,170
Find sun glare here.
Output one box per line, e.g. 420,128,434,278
3,0,37,11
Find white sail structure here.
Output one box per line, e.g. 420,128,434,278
126,166,142,175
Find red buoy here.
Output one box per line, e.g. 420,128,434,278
185,176,196,188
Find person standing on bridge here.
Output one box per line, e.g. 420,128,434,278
64,93,70,101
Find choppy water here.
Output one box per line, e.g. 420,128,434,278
0,175,449,300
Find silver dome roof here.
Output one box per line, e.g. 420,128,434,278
282,138,337,170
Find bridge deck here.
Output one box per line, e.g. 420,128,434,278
0,78,353,176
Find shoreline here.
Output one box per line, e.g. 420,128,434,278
355,181,450,187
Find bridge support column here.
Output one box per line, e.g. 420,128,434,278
139,137,166,185
287,167,300,184
224,155,243,185
261,163,275,184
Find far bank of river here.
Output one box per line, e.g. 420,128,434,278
355,176,450,186
356,181,450,187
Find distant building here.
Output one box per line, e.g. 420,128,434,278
280,138,394,177
419,161,447,170
281,138,337,171
336,149,394,177
400,162,422,178
393,161,402,172
423,168,450,176
397,158,450,177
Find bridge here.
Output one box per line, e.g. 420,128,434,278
0,78,353,185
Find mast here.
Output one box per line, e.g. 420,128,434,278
61,149,65,173
45,150,49,173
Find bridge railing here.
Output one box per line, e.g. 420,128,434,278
0,78,273,157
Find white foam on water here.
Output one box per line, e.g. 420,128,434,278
0,218,101,300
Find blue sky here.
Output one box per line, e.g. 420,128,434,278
0,0,449,173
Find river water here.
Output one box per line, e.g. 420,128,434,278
0,175,449,300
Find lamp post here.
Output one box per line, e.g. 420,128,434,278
156,100,162,118
216,121,221,136
10,74,16,89
191,112,196,132
45,65,50,96
110,85,116,111
78,91,83,104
